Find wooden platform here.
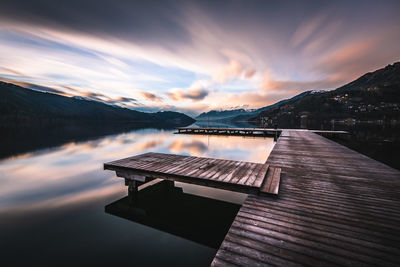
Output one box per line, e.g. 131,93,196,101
212,130,400,266
104,152,281,195
176,127,280,137
175,127,348,137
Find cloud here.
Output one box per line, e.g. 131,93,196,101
80,91,138,106
0,0,399,115
0,67,26,76
291,14,325,47
259,70,340,92
135,139,164,150
168,140,208,156
318,40,376,69
139,91,163,102
167,87,209,102
109,96,138,105
210,90,288,110
245,68,256,78
1,80,66,94
213,59,256,83
61,85,80,93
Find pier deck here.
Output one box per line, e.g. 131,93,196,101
175,127,348,137
212,130,400,266
104,152,281,195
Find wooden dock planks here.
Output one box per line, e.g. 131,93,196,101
212,130,400,266
104,152,280,195
175,127,348,136
259,167,281,195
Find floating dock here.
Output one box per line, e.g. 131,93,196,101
104,152,281,195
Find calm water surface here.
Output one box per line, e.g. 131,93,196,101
0,127,274,266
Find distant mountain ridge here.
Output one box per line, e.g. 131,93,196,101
251,62,400,128
0,81,195,127
196,91,311,122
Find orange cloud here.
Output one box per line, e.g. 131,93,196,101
312,39,382,84
245,68,256,78
140,91,163,102
213,59,256,83
168,140,208,156
259,69,344,92
167,87,209,102
135,139,164,150
0,67,26,76
2,80,67,95
79,91,138,106
319,40,375,67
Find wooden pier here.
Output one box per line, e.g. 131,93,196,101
175,126,348,138
212,130,400,266
104,152,281,195
103,128,400,266
175,127,280,137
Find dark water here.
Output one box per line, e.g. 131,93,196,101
255,118,400,170
323,123,400,170
0,126,275,266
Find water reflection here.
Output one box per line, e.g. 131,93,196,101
105,180,241,248
0,128,273,213
0,127,275,266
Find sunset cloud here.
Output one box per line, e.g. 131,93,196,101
213,59,256,83
259,71,340,92
0,0,399,115
0,67,26,76
167,87,209,102
0,80,66,95
139,91,164,102
168,140,208,156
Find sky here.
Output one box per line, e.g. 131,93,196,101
0,0,399,116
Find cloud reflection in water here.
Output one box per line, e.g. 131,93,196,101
0,129,274,214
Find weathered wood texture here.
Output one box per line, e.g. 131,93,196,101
212,130,400,266
104,152,279,195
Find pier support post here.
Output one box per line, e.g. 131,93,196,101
128,179,138,199
165,179,174,188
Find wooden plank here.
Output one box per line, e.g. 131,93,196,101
174,157,208,176
237,163,258,185
231,162,252,184
259,167,281,194
214,161,242,182
162,156,199,173
244,163,264,186
222,161,246,183
253,163,269,188
186,158,219,177
200,159,232,180
209,160,238,180
179,157,211,176
260,167,273,194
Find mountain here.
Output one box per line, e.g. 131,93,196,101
196,91,311,122
251,62,400,128
196,108,249,121
0,81,195,127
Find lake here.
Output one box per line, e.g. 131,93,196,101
0,127,275,266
